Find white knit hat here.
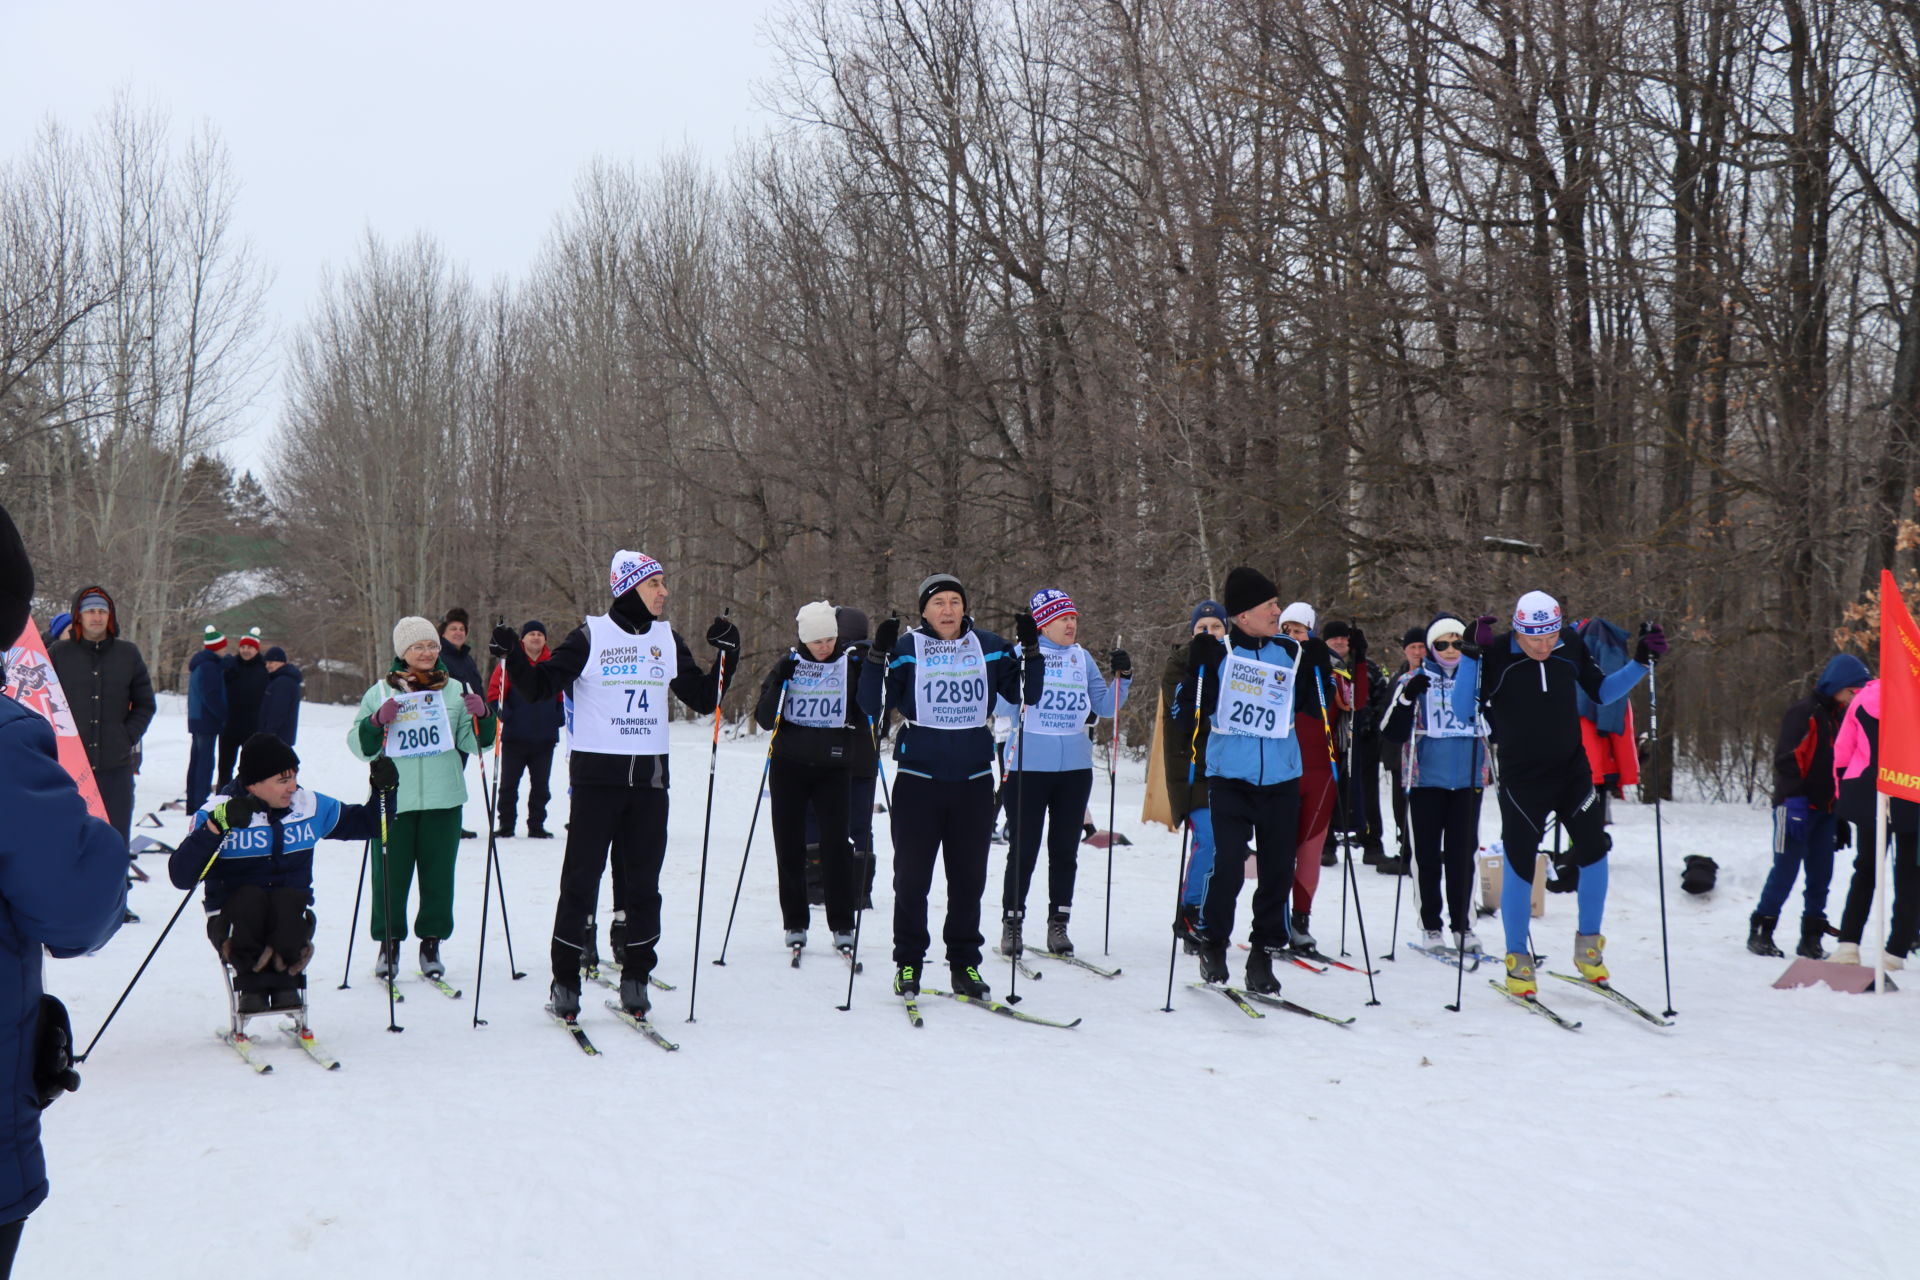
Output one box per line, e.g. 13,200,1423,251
392,615,440,658
1278,601,1317,632
1513,590,1562,636
796,600,838,645
1427,616,1466,648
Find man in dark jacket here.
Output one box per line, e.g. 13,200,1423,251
256,647,302,746
1749,653,1870,959
218,628,268,787
48,584,156,844
0,503,128,1269
186,624,228,811
1326,621,1395,872
487,621,562,838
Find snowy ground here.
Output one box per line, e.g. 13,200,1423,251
32,695,1919,1278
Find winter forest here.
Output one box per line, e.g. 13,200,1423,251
5,0,1919,793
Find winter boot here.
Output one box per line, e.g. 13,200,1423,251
1575,933,1609,983
1000,910,1024,957
1832,941,1862,965
373,939,400,980
893,963,920,1000
1362,842,1384,867
784,929,807,951
548,980,582,1020
950,963,991,1000
1197,942,1230,985
236,990,269,1015
1797,915,1830,960
1245,947,1282,995
527,824,553,839
1884,951,1907,971
1747,913,1785,958
269,986,303,1012
494,823,514,839
1046,912,1074,957
1376,854,1409,876
1320,845,1338,867
1288,910,1317,953
1503,952,1538,998
419,938,445,980
619,973,651,1018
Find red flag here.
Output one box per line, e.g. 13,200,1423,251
1876,569,1920,802
3,617,110,822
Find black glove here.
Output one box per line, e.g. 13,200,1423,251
773,652,801,683
369,757,399,794
211,793,263,833
488,624,517,658
707,615,740,654
1015,610,1039,648
1348,626,1367,666
1187,632,1226,675
1457,641,1484,660
1109,649,1133,679
1402,672,1431,699
1834,821,1852,850
873,617,901,659
1301,636,1333,670
1636,621,1669,665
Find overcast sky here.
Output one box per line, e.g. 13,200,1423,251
3,0,783,475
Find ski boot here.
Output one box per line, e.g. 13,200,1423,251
1174,903,1202,955
1000,910,1024,957
619,973,651,1018
419,937,445,979
1288,910,1317,953
832,930,856,955
373,939,400,980
1503,951,1538,997
1455,928,1483,956
1797,915,1829,961
950,963,991,1000
548,980,582,1020
1421,928,1444,948
1574,933,1609,983
1362,841,1385,868
608,913,627,965
1245,947,1282,996
784,929,807,951
893,963,920,1000
1747,913,1785,958
1832,941,1862,965
1046,912,1073,957
1320,846,1338,867
1197,941,1230,985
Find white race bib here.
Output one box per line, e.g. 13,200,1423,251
385,689,452,759
1028,645,1090,736
568,614,673,755
783,655,848,729
911,631,989,730
1214,652,1296,739
1423,672,1477,738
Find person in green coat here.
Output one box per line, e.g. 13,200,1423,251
349,615,496,981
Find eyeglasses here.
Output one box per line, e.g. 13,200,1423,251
1430,638,1461,652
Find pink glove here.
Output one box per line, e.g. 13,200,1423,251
463,692,487,720
372,698,400,726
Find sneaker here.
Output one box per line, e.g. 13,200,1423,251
1575,933,1609,983
1504,952,1538,998
373,939,400,980
949,963,991,999
1832,941,1863,965
236,990,269,1014
269,987,303,1011
1455,929,1484,955
1288,910,1317,953
548,981,582,1020
527,825,553,839
1046,913,1073,956
784,929,807,950
832,930,856,953
1000,911,1024,957
619,974,650,1018
1197,942,1230,985
419,938,445,979
894,963,920,999
1245,947,1281,995
1885,951,1907,972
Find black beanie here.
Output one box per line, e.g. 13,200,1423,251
263,646,287,664
1400,626,1426,648
836,605,870,644
1322,620,1354,640
520,619,546,637
0,503,31,646
236,733,301,788
917,573,966,616
1221,567,1279,619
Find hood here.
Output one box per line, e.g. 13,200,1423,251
269,661,304,683
1816,653,1872,699
1856,678,1882,718
68,583,119,639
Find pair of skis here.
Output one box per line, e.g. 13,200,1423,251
1189,982,1356,1026
995,946,1121,983
791,944,863,974
1490,973,1673,1030
900,987,1082,1030
218,1023,341,1072
373,969,463,1003
546,1001,681,1054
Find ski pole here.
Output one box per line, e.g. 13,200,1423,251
1646,646,1676,1017
715,678,785,966
1007,665,1029,1005
1314,665,1378,1005
473,745,525,980
1163,661,1209,1012
338,839,369,989
471,801,497,1027
1103,633,1122,956
686,612,732,1023
78,844,221,1063
376,784,403,1032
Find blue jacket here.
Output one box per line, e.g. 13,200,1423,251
861,620,1043,782
1574,618,1634,735
256,663,302,745
1380,655,1487,791
1199,630,1305,787
0,694,127,1225
995,637,1130,772
186,648,227,736
171,783,380,913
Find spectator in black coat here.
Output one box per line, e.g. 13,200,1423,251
47,584,155,843
256,646,303,746
218,628,268,786
487,621,563,837
440,608,485,837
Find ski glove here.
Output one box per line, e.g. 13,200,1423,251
1635,622,1668,665
773,653,801,685
369,757,399,794
1348,626,1368,666
488,624,517,658
1473,615,1499,649
707,616,741,654
372,698,401,727
873,618,901,660
462,691,487,720
1109,649,1132,679
1015,611,1039,648
1457,641,1484,660
1401,672,1431,701
1782,796,1811,841
210,793,262,834
1187,632,1226,675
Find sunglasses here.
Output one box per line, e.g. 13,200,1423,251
1430,638,1462,652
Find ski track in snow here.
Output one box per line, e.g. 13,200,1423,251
34,695,1917,1278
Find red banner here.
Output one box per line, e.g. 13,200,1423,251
1877,569,1920,802
3,618,110,821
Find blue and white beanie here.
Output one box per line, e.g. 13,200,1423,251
610,549,664,597
1029,588,1076,629
1513,590,1562,636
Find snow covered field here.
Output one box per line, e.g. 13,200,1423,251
33,695,1919,1278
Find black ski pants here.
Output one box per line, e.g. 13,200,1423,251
498,740,554,831
890,773,992,968
1408,787,1481,933
1001,768,1093,917
1838,828,1920,954
1200,777,1301,951
771,756,856,933
1343,737,1384,847
552,783,668,988
211,884,314,992
1495,766,1610,881
93,763,134,846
